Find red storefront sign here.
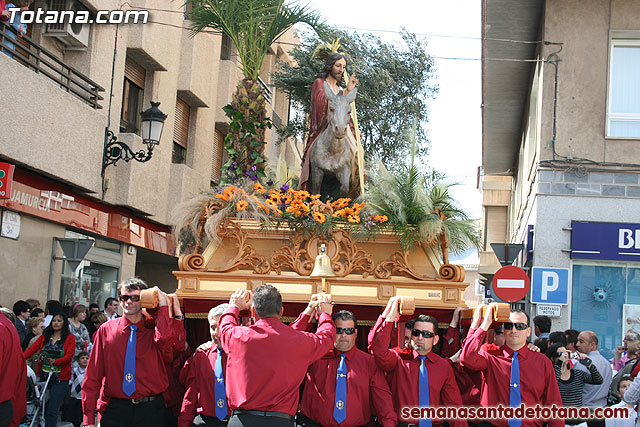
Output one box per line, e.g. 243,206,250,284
0,162,15,199
0,166,175,256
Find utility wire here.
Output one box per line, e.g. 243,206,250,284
135,6,558,45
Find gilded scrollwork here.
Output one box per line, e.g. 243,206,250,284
374,251,431,281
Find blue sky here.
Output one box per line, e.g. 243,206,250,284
302,0,483,218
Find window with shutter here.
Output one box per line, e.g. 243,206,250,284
120,58,145,134
211,129,224,181
172,98,190,164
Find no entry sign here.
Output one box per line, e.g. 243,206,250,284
492,265,530,302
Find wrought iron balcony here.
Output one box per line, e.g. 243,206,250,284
0,21,104,109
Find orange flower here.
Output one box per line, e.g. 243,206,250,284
310,194,321,200
257,203,270,213
236,200,248,211
333,209,346,218
374,215,388,223
313,212,326,223
216,193,229,201
223,186,236,200
254,183,266,194
296,190,310,200
347,215,360,223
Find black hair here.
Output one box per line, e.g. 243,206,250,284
30,307,44,318
43,312,71,343
533,315,551,333
534,337,549,354
77,351,89,359
549,331,567,346
253,284,282,318
318,53,347,80
13,300,30,317
565,329,579,346
545,342,564,362
494,325,504,335
405,319,416,330
118,278,148,294
104,297,117,310
89,303,100,310
414,314,439,333
332,310,357,328
45,300,63,316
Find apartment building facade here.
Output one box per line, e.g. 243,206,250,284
0,0,300,309
480,0,640,359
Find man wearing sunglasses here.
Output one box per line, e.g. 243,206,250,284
460,303,563,427
82,278,173,427
370,296,465,427
294,310,397,427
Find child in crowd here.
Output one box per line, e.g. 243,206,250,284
62,351,89,427
606,375,637,427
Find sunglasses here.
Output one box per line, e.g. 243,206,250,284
336,327,356,335
412,329,435,338
503,322,529,331
119,295,140,302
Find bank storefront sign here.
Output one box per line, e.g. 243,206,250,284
571,220,640,261
570,220,640,360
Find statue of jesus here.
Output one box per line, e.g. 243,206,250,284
299,53,360,195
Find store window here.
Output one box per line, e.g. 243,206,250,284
59,230,121,310
571,263,637,360
59,259,119,310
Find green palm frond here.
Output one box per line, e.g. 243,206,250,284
188,0,323,79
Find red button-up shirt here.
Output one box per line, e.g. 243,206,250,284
371,318,465,427
82,306,173,425
219,306,335,415
460,328,564,427
0,313,27,427
292,313,397,427
179,345,230,427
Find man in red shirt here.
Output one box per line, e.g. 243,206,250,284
82,279,174,427
460,303,564,427
221,285,335,427
179,303,231,426
295,309,397,427
0,310,26,427
371,296,465,427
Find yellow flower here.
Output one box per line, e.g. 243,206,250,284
254,183,266,194
236,200,248,211
347,215,360,223
313,212,326,223
374,215,388,223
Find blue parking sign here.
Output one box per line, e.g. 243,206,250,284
531,267,569,305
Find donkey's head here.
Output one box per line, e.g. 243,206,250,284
324,81,357,139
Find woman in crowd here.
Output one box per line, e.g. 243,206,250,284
546,343,603,424
68,304,92,358
89,311,108,342
22,315,44,350
24,312,75,427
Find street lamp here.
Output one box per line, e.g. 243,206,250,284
102,101,167,173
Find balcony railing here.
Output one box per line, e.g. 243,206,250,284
0,21,104,109
258,76,272,105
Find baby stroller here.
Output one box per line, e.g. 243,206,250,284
23,366,54,427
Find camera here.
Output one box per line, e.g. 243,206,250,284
570,352,580,359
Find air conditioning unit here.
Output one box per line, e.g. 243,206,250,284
43,0,90,49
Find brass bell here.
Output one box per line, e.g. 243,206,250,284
310,244,335,278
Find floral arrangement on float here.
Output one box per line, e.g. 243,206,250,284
173,177,388,255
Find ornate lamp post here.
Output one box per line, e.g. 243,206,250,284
102,101,167,174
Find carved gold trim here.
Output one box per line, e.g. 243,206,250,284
374,251,432,281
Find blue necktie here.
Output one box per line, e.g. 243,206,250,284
334,353,347,423
122,324,137,396
508,351,522,427
418,356,432,427
214,348,228,420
